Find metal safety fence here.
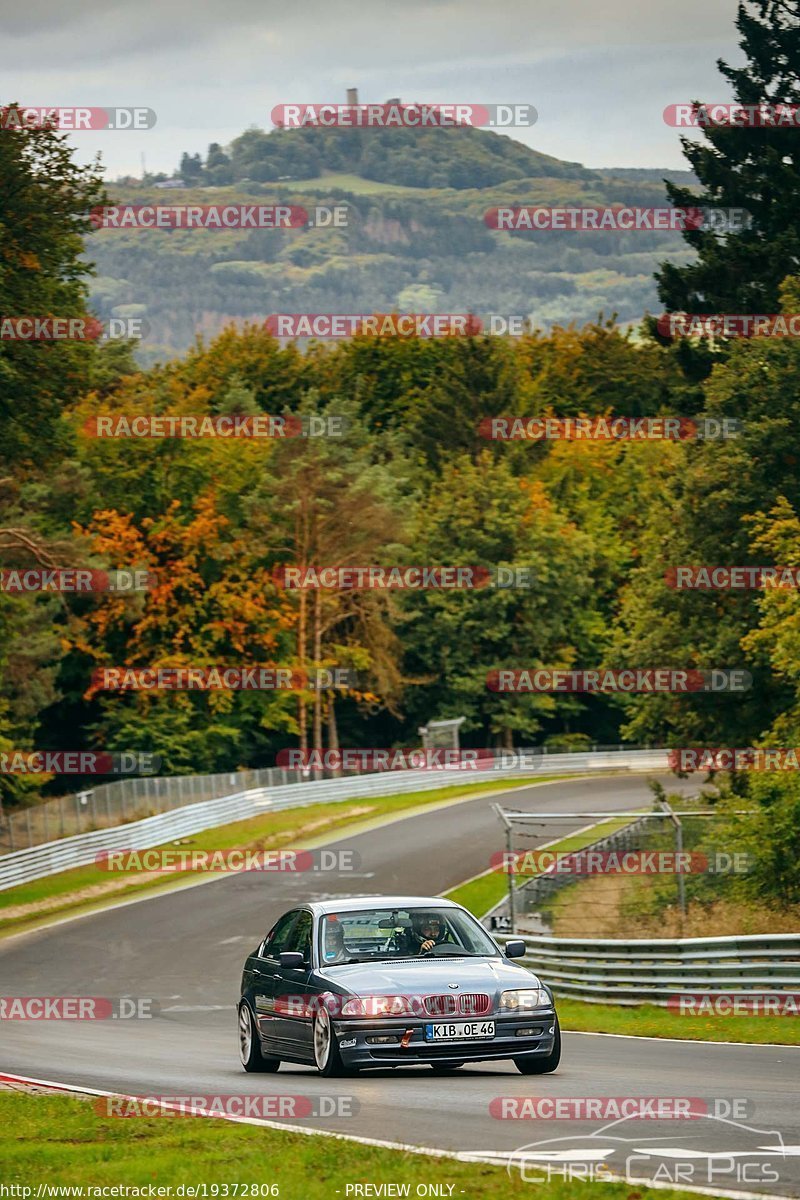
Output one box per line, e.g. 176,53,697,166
0,747,668,890
495,931,800,1006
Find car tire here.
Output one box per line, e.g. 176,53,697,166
239,1002,280,1073
430,1063,464,1073
514,1017,561,1075
313,1007,348,1077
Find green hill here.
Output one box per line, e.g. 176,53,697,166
178,123,595,190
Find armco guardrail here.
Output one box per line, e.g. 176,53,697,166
496,932,800,1006
0,748,668,891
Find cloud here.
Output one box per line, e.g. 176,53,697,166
1,0,742,175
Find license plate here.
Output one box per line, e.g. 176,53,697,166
424,1020,495,1041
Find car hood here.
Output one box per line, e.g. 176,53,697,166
317,956,542,995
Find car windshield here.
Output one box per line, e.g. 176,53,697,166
318,906,499,965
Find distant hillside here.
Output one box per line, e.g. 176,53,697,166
93,125,696,364
597,167,697,185
177,124,597,191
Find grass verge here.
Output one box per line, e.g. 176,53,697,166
555,996,800,1044
0,1090,711,1199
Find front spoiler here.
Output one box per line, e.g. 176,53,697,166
332,1012,557,1067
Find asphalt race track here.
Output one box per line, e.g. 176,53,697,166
1,773,798,1197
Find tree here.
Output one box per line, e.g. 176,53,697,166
0,105,108,806
243,395,407,757
0,104,107,469
179,152,203,183
656,1,800,313
613,287,800,745
398,453,596,747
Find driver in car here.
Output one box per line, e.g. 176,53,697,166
322,916,350,964
404,912,450,954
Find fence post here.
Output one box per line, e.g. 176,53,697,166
675,816,687,924
506,823,516,933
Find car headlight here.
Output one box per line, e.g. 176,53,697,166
500,988,550,1010
340,995,414,1017
340,997,367,1017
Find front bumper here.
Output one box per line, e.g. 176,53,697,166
332,1010,557,1067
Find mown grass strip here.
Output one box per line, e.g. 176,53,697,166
0,1089,714,1199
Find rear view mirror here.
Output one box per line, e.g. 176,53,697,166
279,951,305,969
504,939,526,959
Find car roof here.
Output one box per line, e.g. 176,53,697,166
308,896,462,916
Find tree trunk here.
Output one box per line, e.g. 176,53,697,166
327,694,340,777
297,585,308,758
312,588,323,775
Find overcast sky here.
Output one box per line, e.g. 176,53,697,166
1,0,743,179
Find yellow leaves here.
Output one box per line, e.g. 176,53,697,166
17,250,41,270
518,476,554,514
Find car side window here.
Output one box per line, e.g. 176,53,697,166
260,910,300,960
284,911,313,965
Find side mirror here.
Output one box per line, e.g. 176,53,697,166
279,951,306,969
504,939,526,959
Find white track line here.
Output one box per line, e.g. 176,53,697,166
563,1030,800,1049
